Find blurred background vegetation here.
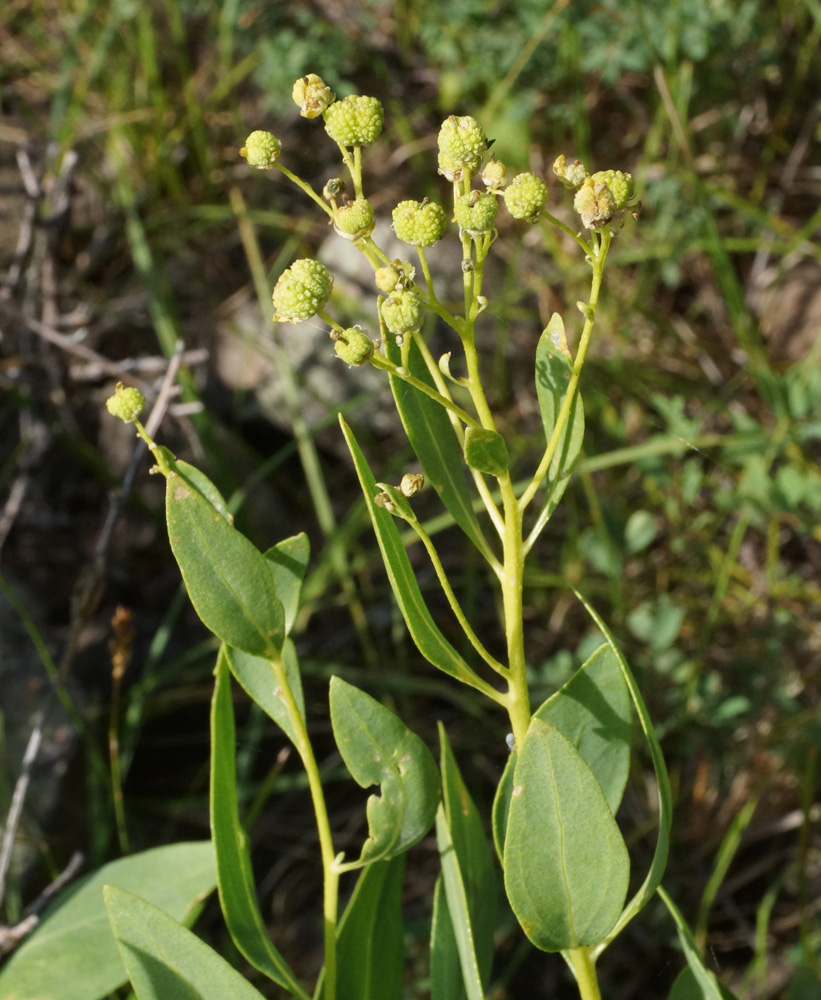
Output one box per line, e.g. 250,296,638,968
1,0,819,997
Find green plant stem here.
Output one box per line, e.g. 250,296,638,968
520,229,611,524
568,948,602,1000
499,472,531,747
411,332,505,544
275,162,334,217
406,517,507,676
271,654,340,1000
369,351,482,429
541,209,593,255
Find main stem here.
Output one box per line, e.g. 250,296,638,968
271,656,339,1000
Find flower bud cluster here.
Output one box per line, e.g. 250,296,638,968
334,198,375,241
437,116,487,178
454,191,498,235
332,328,375,366
106,382,145,423
502,172,548,222
554,155,636,229
272,259,333,323
324,95,384,147
240,130,281,169
381,289,424,336
392,199,448,247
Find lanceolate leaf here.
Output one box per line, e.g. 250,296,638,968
210,650,311,999
660,887,732,1000
433,808,485,1000
340,416,499,697
504,718,630,952
431,727,496,1000
387,336,494,562
166,467,285,657
535,313,585,523
105,886,268,1000
330,676,440,865
226,638,305,746
333,856,406,1000
493,642,632,858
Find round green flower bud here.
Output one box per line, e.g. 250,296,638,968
481,158,507,189
453,191,498,234
375,263,402,293
437,115,487,165
553,154,589,189
333,328,375,366
106,382,145,423
590,169,635,209
503,172,548,221
381,289,424,335
272,259,334,323
573,178,615,230
334,198,375,241
240,130,282,169
323,95,384,147
292,74,335,119
391,199,447,247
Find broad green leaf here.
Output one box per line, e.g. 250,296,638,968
0,843,215,1000
463,426,509,477
340,416,498,698
432,808,485,1000
264,532,309,634
387,336,494,561
210,651,311,999
329,676,440,865
535,313,585,523
104,886,267,1000
504,718,630,952
493,643,631,859
226,638,305,746
431,727,496,1000
328,855,406,1000
575,593,673,953
659,887,729,1000
166,467,285,657
669,968,737,1000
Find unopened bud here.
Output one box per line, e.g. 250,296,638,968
106,382,145,423
240,130,282,169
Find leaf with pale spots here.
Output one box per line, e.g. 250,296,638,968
330,677,439,867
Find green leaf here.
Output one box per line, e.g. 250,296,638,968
332,855,406,1000
264,532,309,634
669,968,738,1000
329,676,440,865
660,887,731,1000
226,638,305,746
0,843,216,1000
431,727,496,1000
493,643,631,858
463,426,510,477
173,459,232,523
387,335,493,561
166,467,285,657
535,313,585,522
104,886,267,1000
340,416,498,697
432,808,485,1000
210,650,311,999
503,718,630,952
575,593,673,950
